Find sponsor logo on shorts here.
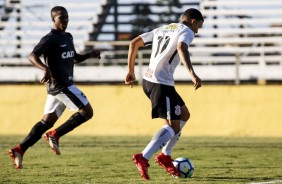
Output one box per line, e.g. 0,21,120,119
175,105,181,116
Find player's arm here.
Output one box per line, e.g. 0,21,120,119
74,50,101,64
125,36,145,87
177,41,201,90
28,52,52,83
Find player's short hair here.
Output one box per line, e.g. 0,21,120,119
183,8,204,22
50,6,67,20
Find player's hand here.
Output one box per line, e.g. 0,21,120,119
191,74,201,90
89,50,101,59
40,68,52,83
125,72,136,88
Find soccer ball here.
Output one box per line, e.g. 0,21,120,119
172,157,194,178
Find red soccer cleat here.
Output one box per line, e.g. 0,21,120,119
8,145,24,169
44,130,61,155
155,152,180,177
132,153,150,180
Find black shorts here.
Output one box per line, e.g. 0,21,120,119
142,79,185,120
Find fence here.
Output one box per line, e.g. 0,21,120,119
1,40,281,84
0,0,282,83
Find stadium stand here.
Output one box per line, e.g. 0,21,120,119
0,0,105,57
0,0,282,84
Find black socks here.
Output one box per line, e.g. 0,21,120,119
20,120,52,153
55,112,89,137
19,112,89,153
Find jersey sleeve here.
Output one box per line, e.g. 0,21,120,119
140,28,158,46
32,34,53,57
67,32,77,53
178,30,194,46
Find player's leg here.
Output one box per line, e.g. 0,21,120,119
143,119,178,160
8,119,53,169
142,119,178,163
8,95,62,168
161,104,190,156
20,113,58,152
133,81,180,179
153,119,181,176
155,104,189,176
53,85,93,137
133,120,176,180
149,85,182,176
42,112,63,155
132,80,155,180
44,85,93,154
40,94,66,155
52,103,92,138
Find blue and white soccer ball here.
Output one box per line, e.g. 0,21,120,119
172,157,194,178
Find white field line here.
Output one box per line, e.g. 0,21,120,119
249,180,282,184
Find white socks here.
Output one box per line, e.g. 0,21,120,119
162,120,187,156
142,125,175,160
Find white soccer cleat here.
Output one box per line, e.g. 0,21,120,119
44,130,61,155
8,145,24,169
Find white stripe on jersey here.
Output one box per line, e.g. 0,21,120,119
141,23,195,86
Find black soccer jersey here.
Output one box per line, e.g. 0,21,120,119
32,29,76,95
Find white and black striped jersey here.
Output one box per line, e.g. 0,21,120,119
140,23,195,86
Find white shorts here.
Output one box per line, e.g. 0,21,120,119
44,85,89,117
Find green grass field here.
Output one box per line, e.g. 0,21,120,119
1,136,282,184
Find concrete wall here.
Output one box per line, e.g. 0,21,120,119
0,85,281,137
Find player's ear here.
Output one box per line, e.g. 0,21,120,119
191,19,196,25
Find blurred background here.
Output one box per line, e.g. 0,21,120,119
0,0,281,137
1,0,282,84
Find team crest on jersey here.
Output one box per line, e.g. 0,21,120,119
164,23,178,31
175,105,181,116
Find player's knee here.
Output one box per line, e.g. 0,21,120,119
181,111,190,121
86,109,94,119
80,104,94,119
42,113,58,127
81,110,93,120
170,121,181,134
173,126,180,134
181,107,190,121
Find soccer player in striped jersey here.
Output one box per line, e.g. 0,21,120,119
8,6,100,169
125,8,204,180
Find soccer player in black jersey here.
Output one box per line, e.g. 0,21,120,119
8,6,100,169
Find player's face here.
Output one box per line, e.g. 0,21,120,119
190,19,203,34
53,10,69,31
